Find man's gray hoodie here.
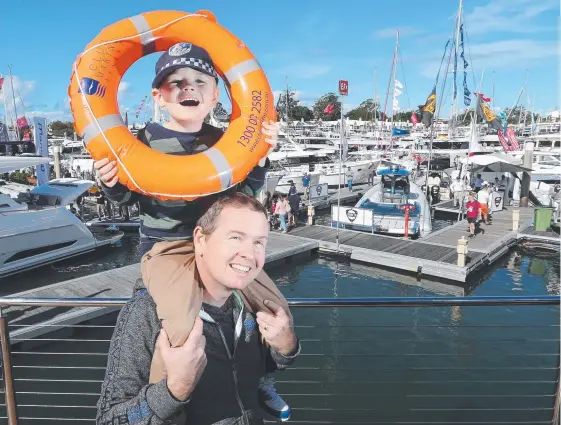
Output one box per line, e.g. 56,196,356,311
96,289,299,425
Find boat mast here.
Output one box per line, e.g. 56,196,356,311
8,65,19,140
449,0,463,139
389,30,399,153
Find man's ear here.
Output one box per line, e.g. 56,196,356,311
193,226,206,255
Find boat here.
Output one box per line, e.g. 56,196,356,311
332,165,432,238
0,159,124,277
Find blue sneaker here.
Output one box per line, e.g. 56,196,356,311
258,374,291,422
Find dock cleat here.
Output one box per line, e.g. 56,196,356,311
258,374,291,421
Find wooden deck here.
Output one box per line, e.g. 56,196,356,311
3,232,318,343
288,207,537,283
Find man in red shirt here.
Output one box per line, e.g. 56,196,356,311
465,192,480,238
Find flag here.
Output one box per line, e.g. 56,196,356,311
17,116,29,130
418,86,436,128
392,98,400,112
393,87,403,97
506,128,521,150
395,80,404,90
475,94,502,132
459,25,471,106
32,117,49,185
324,104,335,114
0,77,4,91
410,112,419,125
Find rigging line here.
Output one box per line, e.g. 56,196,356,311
397,44,412,111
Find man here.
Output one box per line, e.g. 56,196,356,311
301,173,310,199
477,182,491,225
450,176,465,208
472,174,484,193
96,192,300,424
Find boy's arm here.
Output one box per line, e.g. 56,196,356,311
96,295,188,424
238,158,271,197
100,181,140,206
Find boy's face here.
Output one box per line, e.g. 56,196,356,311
194,206,269,291
152,67,219,124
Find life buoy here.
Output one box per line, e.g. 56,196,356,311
68,10,275,200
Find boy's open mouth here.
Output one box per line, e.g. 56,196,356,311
179,98,200,107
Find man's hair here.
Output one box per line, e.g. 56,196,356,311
196,192,268,235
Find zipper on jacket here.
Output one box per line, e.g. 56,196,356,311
215,324,249,425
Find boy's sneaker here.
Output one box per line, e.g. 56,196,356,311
258,374,291,422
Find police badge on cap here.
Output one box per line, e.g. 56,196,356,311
168,42,192,56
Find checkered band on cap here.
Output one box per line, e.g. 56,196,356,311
159,57,217,77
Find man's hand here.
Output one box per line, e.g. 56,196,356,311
258,120,281,167
256,300,297,356
159,317,207,401
94,158,119,188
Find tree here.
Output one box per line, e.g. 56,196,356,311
502,106,540,125
276,91,300,120
49,121,76,137
392,110,414,122
290,105,314,121
346,98,379,121
312,92,341,120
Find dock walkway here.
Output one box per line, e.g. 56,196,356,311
3,232,318,343
289,207,537,282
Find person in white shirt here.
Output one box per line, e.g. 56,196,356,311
477,183,491,225
450,176,465,207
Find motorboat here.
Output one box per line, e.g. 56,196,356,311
0,159,123,277
332,165,432,238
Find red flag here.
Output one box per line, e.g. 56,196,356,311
475,92,491,103
0,77,4,91
17,116,29,130
410,112,419,124
324,104,334,114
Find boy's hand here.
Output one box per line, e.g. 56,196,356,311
94,158,119,188
258,120,280,167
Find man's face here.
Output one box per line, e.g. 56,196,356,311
153,67,219,124
195,206,269,291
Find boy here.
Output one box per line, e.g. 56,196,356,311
95,43,291,420
465,191,480,238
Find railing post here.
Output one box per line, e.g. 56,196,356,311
0,309,18,425
307,204,315,226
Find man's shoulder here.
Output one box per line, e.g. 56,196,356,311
117,290,158,327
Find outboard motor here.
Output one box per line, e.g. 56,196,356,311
431,185,441,204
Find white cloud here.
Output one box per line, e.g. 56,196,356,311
118,81,130,94
419,39,558,78
372,26,423,39
465,0,558,35
0,75,36,113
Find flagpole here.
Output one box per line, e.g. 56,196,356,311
8,65,19,140
389,30,399,154
1,74,10,134
336,93,344,253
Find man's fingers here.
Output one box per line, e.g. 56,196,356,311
264,300,285,315
185,317,205,346
93,158,110,170
157,329,171,353
97,161,116,177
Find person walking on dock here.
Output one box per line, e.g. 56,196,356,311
465,192,480,238
346,169,354,192
477,183,491,225
275,195,290,233
301,173,310,199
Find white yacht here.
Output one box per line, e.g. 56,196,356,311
332,165,432,238
0,160,123,277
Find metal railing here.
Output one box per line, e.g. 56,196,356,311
0,295,559,424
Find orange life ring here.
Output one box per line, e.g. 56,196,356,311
68,10,275,201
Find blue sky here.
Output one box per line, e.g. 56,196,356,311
0,0,558,125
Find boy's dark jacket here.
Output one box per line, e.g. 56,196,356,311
101,122,270,241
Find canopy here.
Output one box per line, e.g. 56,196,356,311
461,154,532,173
